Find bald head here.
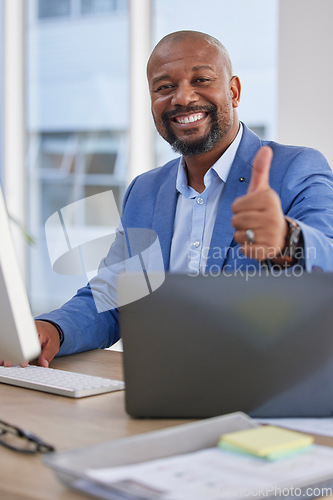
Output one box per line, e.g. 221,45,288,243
147,30,233,78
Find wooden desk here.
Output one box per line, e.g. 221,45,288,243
0,350,191,500
1,350,333,500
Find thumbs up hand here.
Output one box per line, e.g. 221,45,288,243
247,145,272,194
231,146,288,261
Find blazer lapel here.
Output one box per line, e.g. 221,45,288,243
206,125,263,271
152,168,178,271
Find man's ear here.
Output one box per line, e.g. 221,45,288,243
230,75,241,108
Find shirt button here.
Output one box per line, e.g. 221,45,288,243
197,197,204,205
193,241,200,248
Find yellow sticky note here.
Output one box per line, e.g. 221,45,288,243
219,426,313,458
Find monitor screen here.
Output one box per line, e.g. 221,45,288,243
0,188,40,363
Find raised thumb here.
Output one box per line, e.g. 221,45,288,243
247,146,273,194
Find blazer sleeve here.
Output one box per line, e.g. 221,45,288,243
279,148,333,271
35,227,127,356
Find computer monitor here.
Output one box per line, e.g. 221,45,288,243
0,187,41,363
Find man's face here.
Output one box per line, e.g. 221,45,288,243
147,38,240,157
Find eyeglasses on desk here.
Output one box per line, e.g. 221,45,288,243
0,419,55,454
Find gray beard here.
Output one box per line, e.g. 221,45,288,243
161,105,231,156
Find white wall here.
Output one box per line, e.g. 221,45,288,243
278,0,333,167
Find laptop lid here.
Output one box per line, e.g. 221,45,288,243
0,188,41,363
119,272,333,418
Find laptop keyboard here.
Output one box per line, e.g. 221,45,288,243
0,364,125,398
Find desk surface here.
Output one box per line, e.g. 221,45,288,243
1,350,333,500
0,350,192,500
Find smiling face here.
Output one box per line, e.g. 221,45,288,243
147,34,241,159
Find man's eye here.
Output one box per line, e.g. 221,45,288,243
155,84,174,92
195,78,211,83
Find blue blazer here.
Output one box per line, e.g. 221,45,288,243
38,124,333,355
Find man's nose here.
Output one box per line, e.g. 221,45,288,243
171,83,199,107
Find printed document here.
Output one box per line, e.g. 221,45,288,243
85,445,333,500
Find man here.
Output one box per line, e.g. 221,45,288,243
9,30,333,367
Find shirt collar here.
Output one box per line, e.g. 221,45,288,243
176,122,243,195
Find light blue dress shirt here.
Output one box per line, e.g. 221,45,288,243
170,124,243,274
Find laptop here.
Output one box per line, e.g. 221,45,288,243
0,187,41,363
119,271,333,418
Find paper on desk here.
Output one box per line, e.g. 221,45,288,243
257,418,333,437
85,445,333,500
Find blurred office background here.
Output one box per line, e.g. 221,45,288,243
0,0,332,318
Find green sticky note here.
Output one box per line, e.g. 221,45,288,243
219,426,313,458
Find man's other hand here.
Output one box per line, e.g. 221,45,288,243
35,321,60,367
231,146,288,261
0,321,60,368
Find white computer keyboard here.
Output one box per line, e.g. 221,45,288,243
0,365,125,398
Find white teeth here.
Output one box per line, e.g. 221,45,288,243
175,113,205,124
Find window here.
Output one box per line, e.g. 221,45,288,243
38,0,71,19
36,132,126,216
26,2,129,313
28,131,128,313
81,0,127,15
37,0,127,20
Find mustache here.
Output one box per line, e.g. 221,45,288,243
162,105,216,121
